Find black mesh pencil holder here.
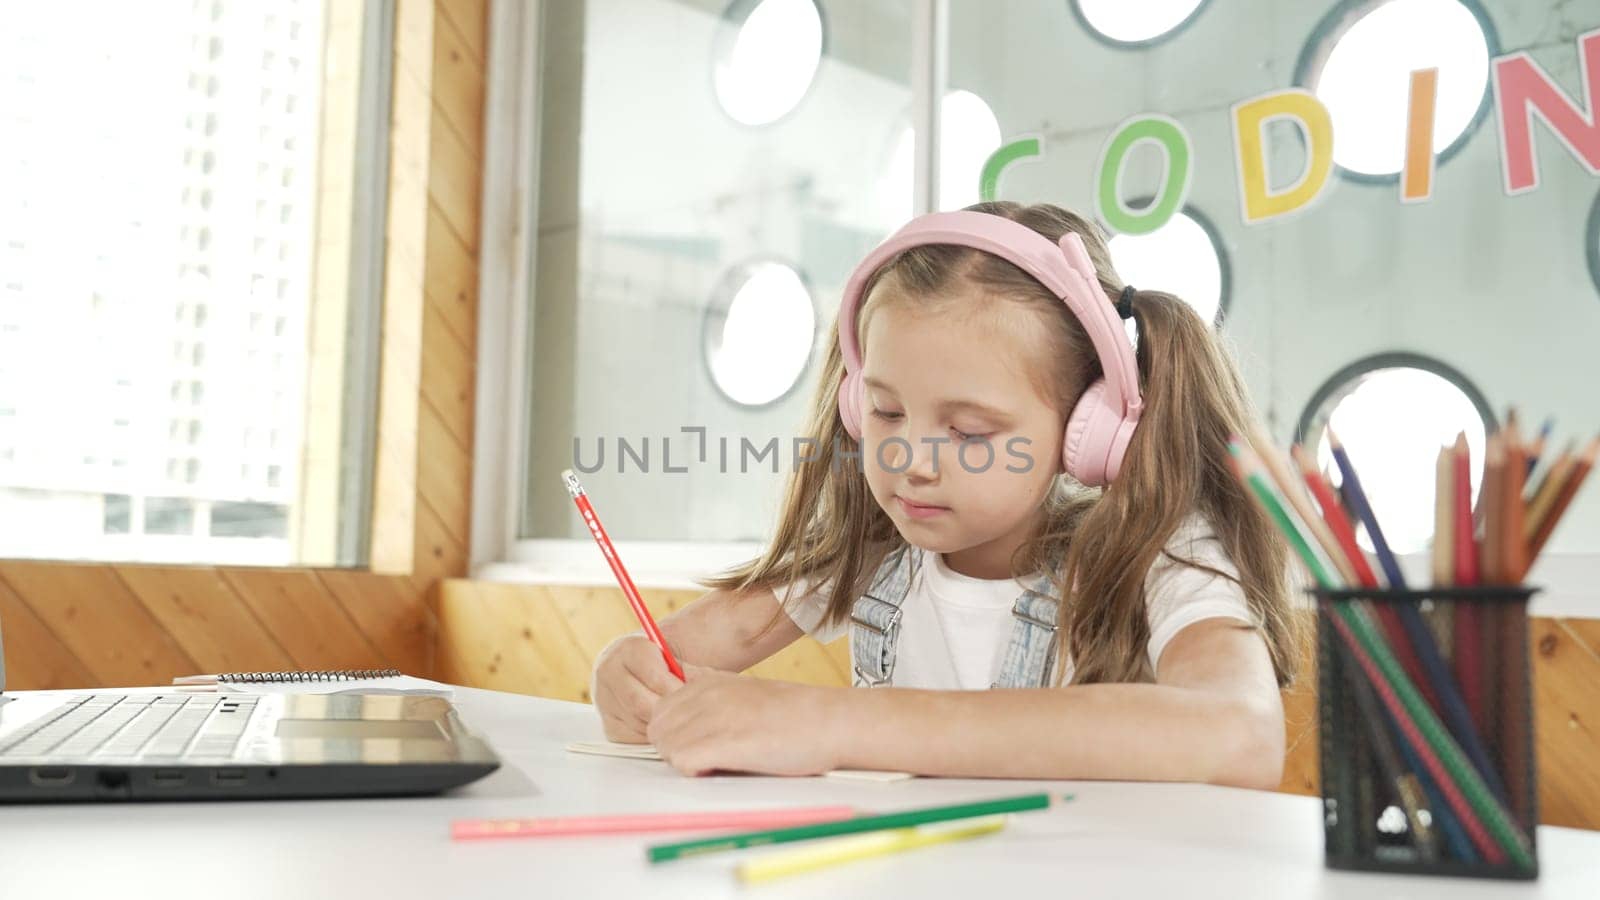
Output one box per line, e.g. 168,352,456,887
1312,587,1539,880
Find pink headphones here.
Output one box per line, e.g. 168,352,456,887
835,210,1144,487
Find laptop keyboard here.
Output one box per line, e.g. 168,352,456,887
0,694,259,761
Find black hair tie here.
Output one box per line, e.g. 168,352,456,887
1116,284,1137,320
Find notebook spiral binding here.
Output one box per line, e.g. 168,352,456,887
215,668,402,684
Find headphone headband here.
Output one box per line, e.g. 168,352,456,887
836,210,1143,422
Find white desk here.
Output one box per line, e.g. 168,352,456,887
1,687,1596,899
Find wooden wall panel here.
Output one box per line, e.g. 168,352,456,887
220,569,389,671
0,577,95,690
435,580,854,704
1532,618,1600,830
434,580,1599,829
0,563,198,686
114,566,296,675
318,571,438,678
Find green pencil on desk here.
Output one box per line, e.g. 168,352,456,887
646,792,1066,863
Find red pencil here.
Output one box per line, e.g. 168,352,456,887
1452,433,1478,585
1451,434,1484,732
1290,445,1438,710
562,469,686,680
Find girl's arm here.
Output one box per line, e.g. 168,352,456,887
591,586,804,742
649,617,1287,790
830,618,1285,788
659,586,805,671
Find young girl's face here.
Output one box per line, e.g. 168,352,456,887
859,295,1067,575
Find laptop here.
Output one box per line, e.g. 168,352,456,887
0,613,501,802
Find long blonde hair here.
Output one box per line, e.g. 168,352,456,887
703,201,1304,686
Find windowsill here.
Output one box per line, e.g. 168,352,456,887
475,539,767,592
478,541,1600,619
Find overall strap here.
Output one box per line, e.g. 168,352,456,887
992,576,1062,689
848,546,920,687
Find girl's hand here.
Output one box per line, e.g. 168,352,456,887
591,634,684,743
647,669,841,776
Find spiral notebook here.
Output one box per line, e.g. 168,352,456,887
171,668,454,698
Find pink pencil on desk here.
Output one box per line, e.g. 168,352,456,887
451,805,857,841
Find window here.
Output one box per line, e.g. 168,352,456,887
144,497,195,535
211,501,288,538
103,494,131,534
0,0,389,567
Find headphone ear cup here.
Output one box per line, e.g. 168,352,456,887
1062,378,1120,487
837,370,866,440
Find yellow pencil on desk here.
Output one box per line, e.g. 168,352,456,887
735,815,1007,884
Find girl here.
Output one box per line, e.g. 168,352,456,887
591,201,1304,788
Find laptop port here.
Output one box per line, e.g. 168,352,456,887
211,768,247,787
150,770,186,788
95,769,131,797
28,767,75,787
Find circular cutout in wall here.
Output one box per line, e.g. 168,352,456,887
713,0,825,127
1299,0,1494,178
1107,205,1229,326
878,90,1002,225
703,260,817,408
1297,354,1494,553
1072,0,1210,47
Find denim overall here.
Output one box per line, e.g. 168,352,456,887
848,545,1062,688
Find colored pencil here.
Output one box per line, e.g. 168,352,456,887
736,817,1007,884
647,793,1059,863
451,805,858,841
1503,423,1529,584
1524,417,1552,480
1327,430,1408,589
1526,435,1598,560
1339,659,1438,861
1290,446,1381,589
1451,433,1478,586
1327,431,1509,808
1428,445,1458,659
1478,437,1506,751
1450,432,1489,763
1432,445,1455,587
561,469,685,680
1524,444,1575,534
1479,436,1506,585
1288,444,1433,704
1393,714,1478,863
1228,439,1529,866
1250,427,1355,585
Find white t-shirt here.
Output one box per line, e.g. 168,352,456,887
778,515,1258,689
